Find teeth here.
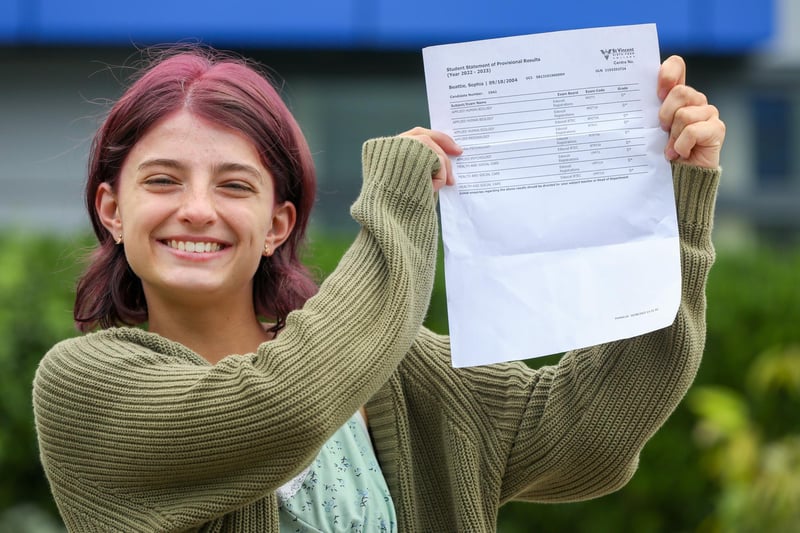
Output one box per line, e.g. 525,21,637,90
168,240,221,253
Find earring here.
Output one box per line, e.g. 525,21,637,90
264,243,271,256
115,233,123,245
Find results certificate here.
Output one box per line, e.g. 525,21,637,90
423,24,680,367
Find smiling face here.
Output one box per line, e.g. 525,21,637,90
96,109,296,316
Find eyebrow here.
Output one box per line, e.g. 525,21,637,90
137,159,265,182
137,158,187,172
213,162,265,183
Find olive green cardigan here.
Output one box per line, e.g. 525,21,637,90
33,137,719,532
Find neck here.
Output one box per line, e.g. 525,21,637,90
145,294,272,364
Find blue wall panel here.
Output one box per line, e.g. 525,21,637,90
34,0,360,46
0,0,774,52
708,0,773,51
0,0,22,42
374,0,693,49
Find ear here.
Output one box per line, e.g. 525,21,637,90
96,182,122,239
265,200,297,253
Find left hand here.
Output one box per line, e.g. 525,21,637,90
398,127,462,192
658,55,725,168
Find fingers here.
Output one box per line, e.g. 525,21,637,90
657,55,686,100
401,127,463,156
670,101,719,135
399,127,462,192
669,116,726,168
658,73,725,168
659,84,709,131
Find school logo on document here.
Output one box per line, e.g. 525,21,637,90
600,47,636,61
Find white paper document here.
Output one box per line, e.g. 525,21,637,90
423,24,680,367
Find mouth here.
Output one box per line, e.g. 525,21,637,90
163,240,225,253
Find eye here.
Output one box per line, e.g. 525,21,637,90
143,175,179,187
220,181,256,193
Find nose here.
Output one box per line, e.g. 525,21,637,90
178,185,218,227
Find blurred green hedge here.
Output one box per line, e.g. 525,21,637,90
1,231,798,532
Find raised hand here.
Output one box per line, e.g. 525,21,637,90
399,127,463,192
658,55,726,169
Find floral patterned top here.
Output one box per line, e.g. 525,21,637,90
277,411,397,532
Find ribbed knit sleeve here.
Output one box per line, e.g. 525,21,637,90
32,136,440,532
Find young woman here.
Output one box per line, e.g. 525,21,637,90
33,48,724,532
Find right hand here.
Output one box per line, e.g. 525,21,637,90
657,56,725,169
399,127,462,192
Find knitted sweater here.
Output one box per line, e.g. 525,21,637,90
33,137,719,532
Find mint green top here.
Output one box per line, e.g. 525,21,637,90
277,412,396,532
33,136,720,532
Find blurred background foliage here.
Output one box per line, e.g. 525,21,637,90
0,230,798,532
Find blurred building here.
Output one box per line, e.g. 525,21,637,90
0,0,795,245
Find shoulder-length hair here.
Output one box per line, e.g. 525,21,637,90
75,48,318,332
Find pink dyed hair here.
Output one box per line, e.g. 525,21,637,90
75,48,318,332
